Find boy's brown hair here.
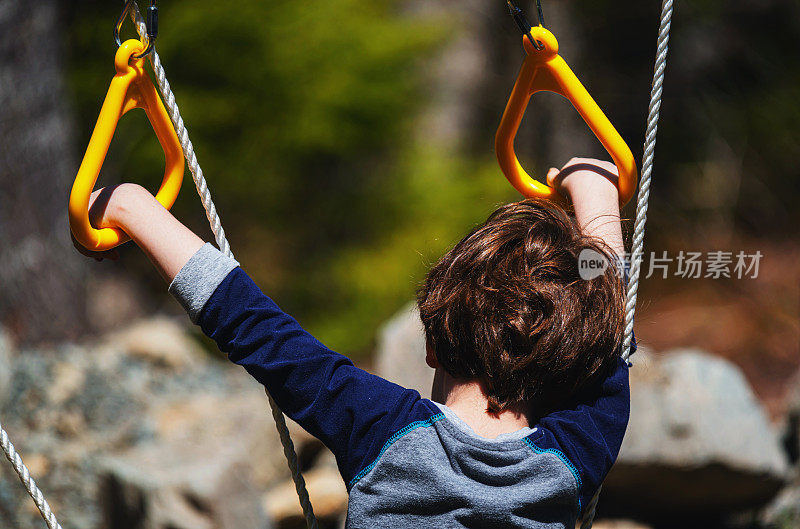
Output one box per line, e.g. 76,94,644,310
417,199,625,414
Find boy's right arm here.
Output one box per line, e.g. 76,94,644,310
531,356,630,513
533,159,631,511
549,157,625,259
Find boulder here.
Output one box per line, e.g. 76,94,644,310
0,319,297,529
100,451,266,529
96,389,320,528
0,326,11,399
375,302,433,398
100,316,206,370
147,392,298,489
263,450,348,529
99,395,276,529
602,349,789,520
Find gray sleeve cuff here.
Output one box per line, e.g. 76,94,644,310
168,243,240,323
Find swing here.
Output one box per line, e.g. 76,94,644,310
0,1,674,528
68,38,184,252
496,2,638,206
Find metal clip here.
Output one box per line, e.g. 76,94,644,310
114,0,158,59
506,0,544,50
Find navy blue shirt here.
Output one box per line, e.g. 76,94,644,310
169,243,631,528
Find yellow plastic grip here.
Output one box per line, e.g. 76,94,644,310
495,27,637,205
69,39,184,251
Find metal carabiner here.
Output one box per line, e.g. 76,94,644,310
114,0,158,60
506,0,545,50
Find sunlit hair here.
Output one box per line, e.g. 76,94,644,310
417,199,625,414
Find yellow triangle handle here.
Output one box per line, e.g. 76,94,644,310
69,39,184,251
495,27,637,206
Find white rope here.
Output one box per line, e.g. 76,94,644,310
580,485,602,529
127,4,319,528
622,0,674,361
0,6,318,528
581,0,674,527
0,420,63,529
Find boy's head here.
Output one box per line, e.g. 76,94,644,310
417,199,625,414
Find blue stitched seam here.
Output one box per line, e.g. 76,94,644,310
348,413,446,489
523,437,583,512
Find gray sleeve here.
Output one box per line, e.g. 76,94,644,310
168,242,240,323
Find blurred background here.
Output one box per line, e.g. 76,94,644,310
0,0,798,528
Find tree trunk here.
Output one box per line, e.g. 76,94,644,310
0,0,89,345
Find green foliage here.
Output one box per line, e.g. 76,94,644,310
66,0,800,356
574,0,800,237
66,0,515,356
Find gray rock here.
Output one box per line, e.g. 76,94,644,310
785,369,800,465
375,302,434,398
101,316,206,370
99,416,271,529
0,318,293,529
0,326,11,400
603,349,789,519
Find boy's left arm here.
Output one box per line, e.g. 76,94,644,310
77,183,439,486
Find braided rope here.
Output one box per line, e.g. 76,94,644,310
0,420,63,529
581,1,674,527
127,4,318,528
622,0,674,362
0,6,318,528
580,486,602,529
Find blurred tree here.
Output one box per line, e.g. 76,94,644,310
61,0,799,356
572,0,800,241
0,1,90,345
66,0,461,355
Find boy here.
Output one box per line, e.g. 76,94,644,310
75,157,630,528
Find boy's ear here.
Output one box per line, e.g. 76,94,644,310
425,340,440,369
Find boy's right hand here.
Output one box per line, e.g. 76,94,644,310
546,157,625,258
546,157,620,201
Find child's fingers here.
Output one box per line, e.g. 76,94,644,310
563,157,618,176
71,231,120,262
546,167,561,187
92,249,120,262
